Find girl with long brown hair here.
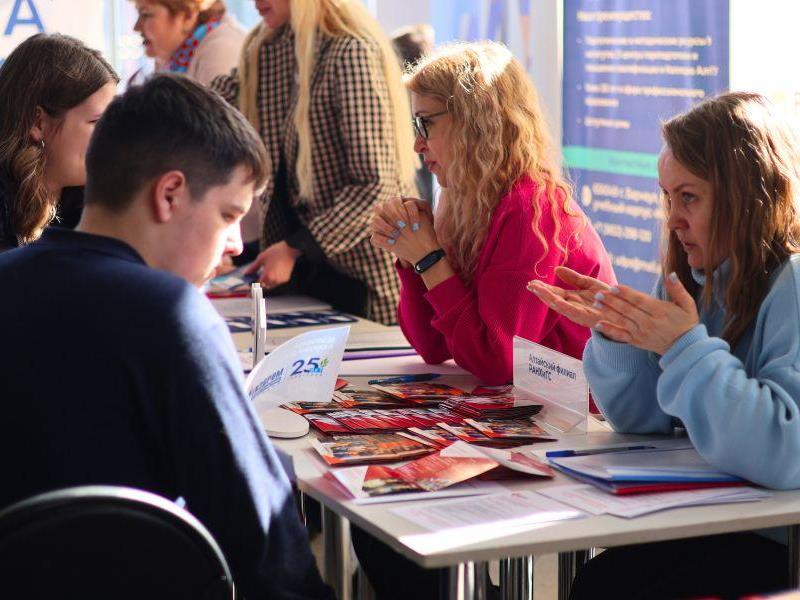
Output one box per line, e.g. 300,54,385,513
0,34,118,251
530,91,800,597
370,41,615,385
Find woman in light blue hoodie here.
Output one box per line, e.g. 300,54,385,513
530,91,800,598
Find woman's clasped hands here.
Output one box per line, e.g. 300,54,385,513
370,197,439,267
528,267,700,355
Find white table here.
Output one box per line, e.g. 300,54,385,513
287,427,800,599
210,298,800,599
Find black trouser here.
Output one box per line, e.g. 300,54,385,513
569,532,788,600
267,256,369,319
351,524,446,600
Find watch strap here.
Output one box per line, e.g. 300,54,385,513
414,249,446,274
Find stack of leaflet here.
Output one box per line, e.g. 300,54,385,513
442,395,543,419
310,432,436,465
303,407,465,434
465,417,555,442
370,382,469,404
547,445,748,495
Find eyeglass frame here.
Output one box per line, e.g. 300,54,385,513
412,110,448,140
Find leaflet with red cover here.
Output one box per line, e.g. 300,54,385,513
333,389,409,409
283,400,342,414
465,417,555,441
305,414,350,434
404,426,461,448
310,433,435,466
442,395,543,419
370,382,469,402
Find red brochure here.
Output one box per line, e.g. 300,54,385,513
310,433,435,466
464,418,555,441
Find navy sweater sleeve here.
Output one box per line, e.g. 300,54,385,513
165,289,333,600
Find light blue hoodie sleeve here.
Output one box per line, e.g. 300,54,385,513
657,259,800,490
583,277,674,433
587,258,800,490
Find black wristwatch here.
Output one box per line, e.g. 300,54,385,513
414,249,446,274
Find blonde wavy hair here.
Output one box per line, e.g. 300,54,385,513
238,0,417,198
405,41,576,282
662,92,800,348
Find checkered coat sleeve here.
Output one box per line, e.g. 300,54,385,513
215,29,415,324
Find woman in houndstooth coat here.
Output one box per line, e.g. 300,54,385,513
212,0,418,324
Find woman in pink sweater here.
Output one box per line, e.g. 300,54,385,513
371,41,615,384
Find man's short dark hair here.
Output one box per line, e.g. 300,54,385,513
85,73,268,210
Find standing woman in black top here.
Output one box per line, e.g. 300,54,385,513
0,34,118,252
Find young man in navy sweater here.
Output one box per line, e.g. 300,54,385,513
0,74,332,600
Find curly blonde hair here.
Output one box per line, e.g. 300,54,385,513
663,92,800,347
405,41,576,282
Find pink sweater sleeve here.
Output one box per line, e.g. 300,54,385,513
397,262,452,364
419,202,568,385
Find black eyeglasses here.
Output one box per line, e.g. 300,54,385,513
412,110,448,140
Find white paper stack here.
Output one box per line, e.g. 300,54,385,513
538,483,770,518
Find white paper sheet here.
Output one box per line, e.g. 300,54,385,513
391,490,584,533
538,484,771,518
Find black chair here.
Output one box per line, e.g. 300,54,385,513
0,486,234,599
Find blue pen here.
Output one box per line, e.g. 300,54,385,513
546,445,656,458
367,373,441,385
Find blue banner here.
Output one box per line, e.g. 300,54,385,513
563,0,729,291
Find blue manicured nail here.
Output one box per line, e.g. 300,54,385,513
411,222,420,232
594,323,604,332
610,286,620,295
668,272,679,283
388,238,396,245
396,220,406,229
391,229,401,238
593,301,602,309
595,292,605,302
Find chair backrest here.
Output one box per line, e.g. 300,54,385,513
0,485,234,599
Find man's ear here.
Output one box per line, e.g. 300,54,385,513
29,107,47,144
151,171,189,223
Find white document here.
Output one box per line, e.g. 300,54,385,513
538,484,771,518
343,329,413,350
211,295,331,319
328,466,505,505
265,324,409,353
392,490,584,533
212,297,252,319
245,326,349,410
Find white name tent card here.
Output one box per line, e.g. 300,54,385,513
245,326,349,438
513,336,589,434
